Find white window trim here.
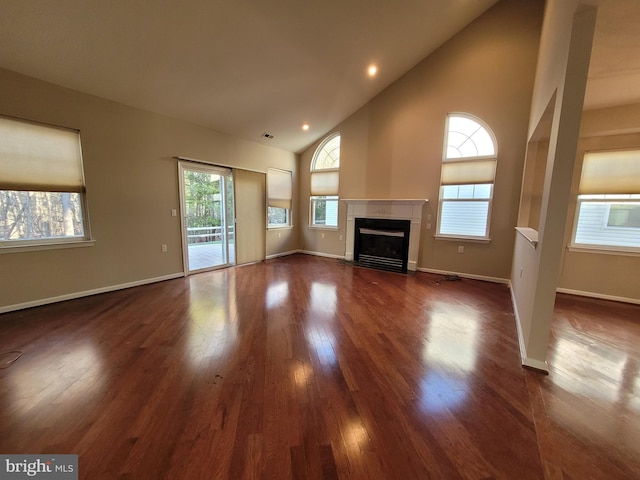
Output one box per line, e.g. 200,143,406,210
436,189,494,242
311,133,341,171
0,238,95,254
443,113,498,159
308,225,339,231
267,207,292,229
269,225,294,230
309,196,339,230
437,114,497,241
434,234,491,243
569,196,640,254
567,244,640,257
268,222,293,230
310,132,340,229
0,116,93,248
0,191,93,249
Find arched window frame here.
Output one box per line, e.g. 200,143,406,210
310,132,340,229
437,113,498,240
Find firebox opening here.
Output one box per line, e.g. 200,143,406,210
354,218,411,273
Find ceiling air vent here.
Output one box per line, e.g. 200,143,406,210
262,132,274,139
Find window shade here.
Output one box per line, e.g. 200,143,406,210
441,159,496,185
0,116,85,192
310,170,339,196
267,168,292,209
579,150,640,195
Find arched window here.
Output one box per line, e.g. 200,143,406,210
437,114,497,239
310,133,340,227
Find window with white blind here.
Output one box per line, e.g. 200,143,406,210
437,114,497,240
310,133,340,228
571,149,640,252
0,115,91,248
267,168,292,228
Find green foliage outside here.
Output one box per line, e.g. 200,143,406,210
184,171,222,228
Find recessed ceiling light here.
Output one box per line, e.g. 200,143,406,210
302,123,310,131
368,64,378,77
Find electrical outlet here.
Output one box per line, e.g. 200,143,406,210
171,209,177,217
457,246,464,254
321,233,325,239
426,223,431,230
278,232,281,238
161,244,167,252
339,234,343,241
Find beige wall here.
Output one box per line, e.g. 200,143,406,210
299,0,544,278
0,68,297,311
557,103,640,302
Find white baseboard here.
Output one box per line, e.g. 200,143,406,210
265,249,301,260
300,250,345,260
508,281,549,373
416,267,509,285
0,272,185,315
556,287,639,305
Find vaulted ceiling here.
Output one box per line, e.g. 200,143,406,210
0,1,637,154
584,0,640,110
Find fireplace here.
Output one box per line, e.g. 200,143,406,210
343,199,428,272
354,218,410,273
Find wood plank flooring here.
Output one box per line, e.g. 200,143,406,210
0,254,638,479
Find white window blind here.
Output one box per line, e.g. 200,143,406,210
439,201,490,237
579,150,640,195
441,160,497,185
267,168,292,210
0,116,85,192
325,198,338,226
310,171,339,196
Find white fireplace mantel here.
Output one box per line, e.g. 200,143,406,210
343,199,428,271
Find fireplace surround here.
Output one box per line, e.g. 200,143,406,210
344,199,428,272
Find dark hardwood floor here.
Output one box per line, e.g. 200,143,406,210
1,254,638,479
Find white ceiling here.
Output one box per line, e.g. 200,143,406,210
0,1,636,154
0,0,498,153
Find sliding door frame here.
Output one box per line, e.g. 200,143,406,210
178,160,235,275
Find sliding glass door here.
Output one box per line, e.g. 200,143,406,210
179,162,235,273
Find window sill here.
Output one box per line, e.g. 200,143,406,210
309,225,339,231
568,244,640,257
434,234,491,244
267,225,293,230
515,227,539,248
0,239,96,254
